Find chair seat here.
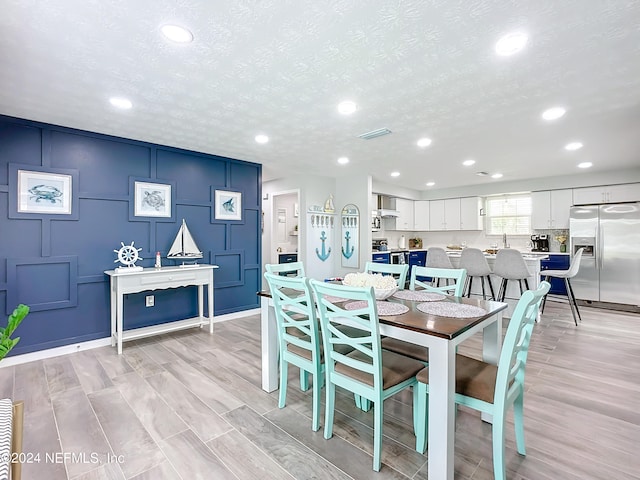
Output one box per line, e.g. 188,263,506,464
542,269,572,279
380,337,429,363
336,350,424,389
416,354,497,403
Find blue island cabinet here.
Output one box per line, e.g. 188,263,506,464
540,254,570,295
372,252,390,264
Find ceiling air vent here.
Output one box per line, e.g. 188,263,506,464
358,128,392,140
475,171,489,176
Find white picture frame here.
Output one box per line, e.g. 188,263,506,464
134,181,172,217
18,169,72,214
215,190,242,220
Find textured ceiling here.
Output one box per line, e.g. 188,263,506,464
1,0,640,192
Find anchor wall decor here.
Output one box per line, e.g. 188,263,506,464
315,230,331,261
341,231,354,259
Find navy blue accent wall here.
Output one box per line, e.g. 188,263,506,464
0,115,262,356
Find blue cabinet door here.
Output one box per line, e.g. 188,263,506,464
540,255,570,295
408,251,427,280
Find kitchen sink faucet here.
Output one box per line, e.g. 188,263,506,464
502,233,508,248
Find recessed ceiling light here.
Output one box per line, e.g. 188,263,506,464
495,32,528,56
161,24,194,43
109,97,132,109
578,162,593,169
565,142,583,151
462,159,476,166
426,181,435,187
390,171,400,177
491,173,504,179
337,157,349,165
417,137,432,148
542,107,566,121
255,134,269,144
337,100,357,115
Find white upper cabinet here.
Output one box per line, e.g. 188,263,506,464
388,197,415,230
572,183,640,205
459,197,483,230
429,199,459,231
414,200,430,231
531,189,572,229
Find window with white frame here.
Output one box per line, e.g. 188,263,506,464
485,194,532,235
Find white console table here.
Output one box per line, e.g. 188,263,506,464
104,265,218,354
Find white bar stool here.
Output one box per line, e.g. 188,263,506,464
459,247,496,300
492,249,531,302
541,248,585,326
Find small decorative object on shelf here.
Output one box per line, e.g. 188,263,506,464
409,237,423,249
555,233,568,253
167,219,203,267
155,251,162,268
324,194,335,213
114,241,144,272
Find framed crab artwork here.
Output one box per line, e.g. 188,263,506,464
17,169,73,215
134,181,172,217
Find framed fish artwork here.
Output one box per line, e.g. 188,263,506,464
215,189,242,220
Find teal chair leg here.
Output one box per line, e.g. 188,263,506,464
513,393,526,455
414,383,428,454
492,412,506,480
300,370,310,391
278,360,288,408
311,372,321,432
373,400,383,471
354,394,372,412
324,381,336,440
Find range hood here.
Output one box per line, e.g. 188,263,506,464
375,195,400,217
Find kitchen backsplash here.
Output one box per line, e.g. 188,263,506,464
380,229,569,253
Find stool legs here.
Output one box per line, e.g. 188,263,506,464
565,278,581,326
465,276,496,300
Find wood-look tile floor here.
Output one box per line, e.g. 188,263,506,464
2,299,640,479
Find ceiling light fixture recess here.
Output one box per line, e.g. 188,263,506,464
417,137,432,148
495,31,528,56
491,173,504,179
109,97,132,109
337,100,357,115
358,128,391,140
255,134,269,144
578,162,593,169
337,157,349,165
542,106,566,121
390,171,400,177
462,159,476,166
161,24,194,43
565,142,583,151
426,181,435,187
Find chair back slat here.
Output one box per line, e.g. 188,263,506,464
364,262,409,289
493,281,550,405
410,266,467,297
265,261,306,277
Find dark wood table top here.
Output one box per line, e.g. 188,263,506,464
258,288,507,340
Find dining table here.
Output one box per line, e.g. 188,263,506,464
257,286,508,480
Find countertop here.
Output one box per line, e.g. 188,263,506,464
372,247,569,256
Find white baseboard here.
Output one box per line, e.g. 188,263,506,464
0,309,261,368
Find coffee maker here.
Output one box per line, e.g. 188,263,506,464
531,234,549,252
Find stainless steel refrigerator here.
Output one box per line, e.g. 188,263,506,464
570,203,640,307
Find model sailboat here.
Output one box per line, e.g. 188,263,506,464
167,219,203,266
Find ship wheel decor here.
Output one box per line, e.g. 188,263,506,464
114,241,144,272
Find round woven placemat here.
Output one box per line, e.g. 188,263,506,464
416,302,487,318
392,290,446,302
344,300,409,316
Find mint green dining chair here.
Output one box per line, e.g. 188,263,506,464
310,279,424,471
363,262,409,290
413,281,550,480
264,272,323,431
265,261,305,277
409,266,467,297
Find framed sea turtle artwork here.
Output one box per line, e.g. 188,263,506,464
214,189,242,221
17,169,73,215
134,181,172,217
